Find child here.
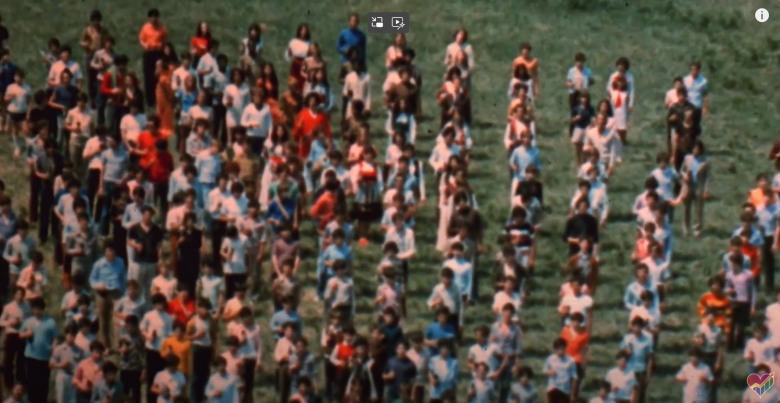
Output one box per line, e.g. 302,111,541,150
426,268,461,335
620,317,654,402
543,338,578,402
160,322,192,380
151,263,178,302
117,315,144,402
510,366,539,403
324,260,355,322
48,324,84,403
675,348,713,403
4,69,30,157
16,251,47,301
604,351,637,403
467,362,494,403
206,356,241,403
151,354,187,403
0,287,29,388
221,225,249,300
72,340,106,402
197,263,224,318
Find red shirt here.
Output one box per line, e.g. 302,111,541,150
309,191,336,230
292,108,331,159
168,298,195,326
137,131,159,170
148,150,174,184
334,342,354,369
100,70,126,105
190,37,209,57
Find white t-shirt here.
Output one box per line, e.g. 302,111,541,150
676,362,713,403
151,275,178,302
223,83,250,128
120,114,147,145
744,337,776,367
558,294,593,317
4,83,31,113
48,60,83,87
65,107,92,139
221,235,249,275
604,367,637,401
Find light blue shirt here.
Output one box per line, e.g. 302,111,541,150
21,315,58,360
99,147,129,184
89,256,127,293
757,201,780,237
3,234,34,275
206,371,240,402
186,134,213,158
195,151,222,184
683,74,708,109
509,145,541,181
650,167,679,201
620,332,654,372
121,203,143,230
428,355,459,399
167,168,189,201
270,310,301,339
543,354,577,394
566,66,592,93
623,280,658,311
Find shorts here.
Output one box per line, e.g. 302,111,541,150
9,113,25,123
571,127,585,143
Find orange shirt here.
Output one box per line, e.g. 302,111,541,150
160,336,192,375
292,108,332,159
190,36,209,56
310,191,337,230
743,245,761,279
748,188,773,209
559,325,589,364
697,292,732,333
139,22,168,51
633,238,652,261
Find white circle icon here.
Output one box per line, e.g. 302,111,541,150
756,8,769,23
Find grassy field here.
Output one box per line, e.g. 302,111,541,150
2,0,780,401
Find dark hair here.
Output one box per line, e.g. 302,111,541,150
147,8,160,18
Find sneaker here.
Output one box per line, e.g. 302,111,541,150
358,237,370,247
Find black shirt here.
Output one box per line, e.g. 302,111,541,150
384,356,417,400
562,213,599,255
129,222,164,263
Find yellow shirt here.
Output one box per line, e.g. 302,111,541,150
160,336,192,375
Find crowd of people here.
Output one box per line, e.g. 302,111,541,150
0,5,776,403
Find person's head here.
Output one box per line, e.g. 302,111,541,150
348,12,359,29
282,322,297,340
552,338,567,356
147,8,161,24
440,267,454,286
10,383,24,399
474,324,490,344
151,293,168,311
30,297,46,316
164,354,179,371
89,340,106,360
141,205,155,223
709,275,725,294
754,323,769,339
690,60,701,77
12,68,24,84
11,286,25,302
102,361,118,384
501,302,516,322
438,340,452,358
574,52,586,67
630,316,646,335
59,44,72,62
436,307,450,325
171,322,185,339
296,23,311,41
687,347,703,364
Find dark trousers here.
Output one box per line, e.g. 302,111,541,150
729,301,751,350
276,364,291,403
146,349,164,403
212,104,227,145
211,221,227,266
3,334,25,388
763,236,776,292
225,273,248,301
154,182,169,216
243,358,256,403
24,358,50,403
0,256,9,304
86,168,101,214
98,181,118,236
120,369,142,403
191,345,213,402
143,50,164,107
29,174,40,223
547,389,571,403
77,390,92,403
38,179,54,243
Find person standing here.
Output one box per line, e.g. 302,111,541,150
99,54,129,135
79,10,108,107
683,61,709,117
89,241,127,349
128,206,164,298
19,298,57,403
138,8,168,107
336,13,366,66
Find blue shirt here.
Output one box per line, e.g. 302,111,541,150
99,147,129,184
566,66,592,93
21,315,58,360
195,151,221,184
428,355,458,399
0,211,17,247
265,198,298,232
336,28,366,63
620,332,654,372
543,354,578,393
424,322,456,356
509,145,541,181
270,309,301,339
89,256,127,293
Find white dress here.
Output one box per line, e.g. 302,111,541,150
609,88,630,131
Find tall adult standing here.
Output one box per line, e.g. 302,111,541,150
89,241,127,349
138,8,168,107
336,13,366,67
683,61,709,118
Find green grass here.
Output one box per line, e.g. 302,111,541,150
2,0,780,401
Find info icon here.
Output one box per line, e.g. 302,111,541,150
367,12,410,34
